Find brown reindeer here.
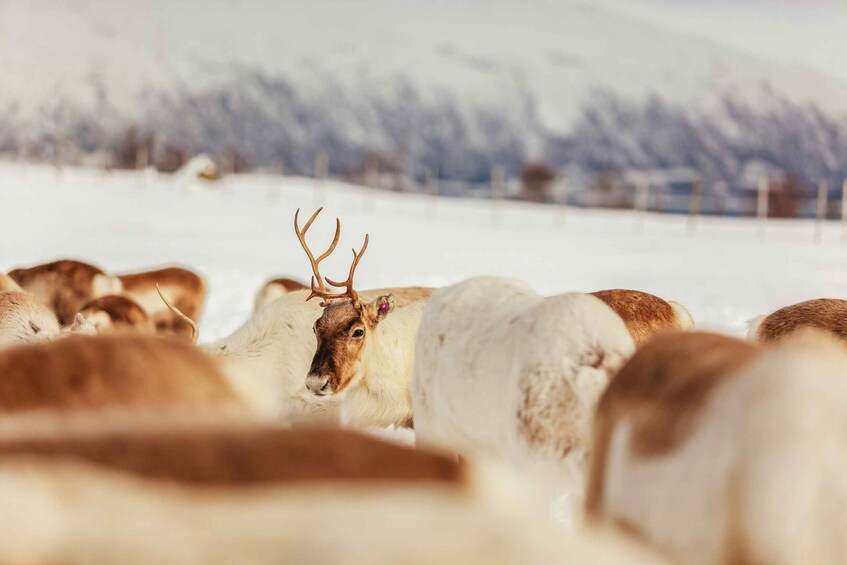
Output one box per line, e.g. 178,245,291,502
0,334,239,413
254,276,309,311
0,416,466,487
749,298,847,343
78,295,156,335
591,289,694,347
8,260,121,325
0,417,659,565
117,266,206,340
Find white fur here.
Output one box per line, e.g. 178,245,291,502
598,334,847,564
0,458,664,565
64,313,98,337
669,301,695,329
339,299,427,428
413,277,635,495
0,291,63,349
208,290,332,421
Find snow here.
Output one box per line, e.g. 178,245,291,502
2,162,846,527
2,162,846,345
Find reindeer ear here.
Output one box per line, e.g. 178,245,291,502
371,294,395,322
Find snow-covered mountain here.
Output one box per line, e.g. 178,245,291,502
1,0,846,185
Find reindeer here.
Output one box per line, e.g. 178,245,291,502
412,277,635,501
586,330,847,564
0,414,664,565
294,208,428,428
117,266,206,340
78,295,156,335
0,333,240,413
748,298,847,344
0,291,95,349
8,260,121,325
591,289,693,347
0,414,467,487
208,209,431,423
254,276,309,312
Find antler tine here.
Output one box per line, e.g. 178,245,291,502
294,208,341,296
325,234,370,306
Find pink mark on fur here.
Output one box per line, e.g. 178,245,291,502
379,302,390,312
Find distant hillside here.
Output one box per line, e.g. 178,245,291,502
1,0,845,188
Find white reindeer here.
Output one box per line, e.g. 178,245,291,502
587,330,847,565
412,277,635,498
290,208,429,428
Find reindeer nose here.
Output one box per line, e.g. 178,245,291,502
306,374,332,396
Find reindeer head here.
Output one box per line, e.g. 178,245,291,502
307,294,395,395
294,208,396,396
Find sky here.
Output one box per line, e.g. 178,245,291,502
601,0,847,82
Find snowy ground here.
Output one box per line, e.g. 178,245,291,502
2,163,847,343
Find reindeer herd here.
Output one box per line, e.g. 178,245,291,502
0,207,845,563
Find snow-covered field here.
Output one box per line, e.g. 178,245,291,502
2,162,846,343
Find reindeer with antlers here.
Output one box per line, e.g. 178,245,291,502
295,208,428,428
204,209,431,422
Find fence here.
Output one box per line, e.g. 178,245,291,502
13,144,847,241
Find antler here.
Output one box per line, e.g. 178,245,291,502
156,284,199,345
293,208,369,307
294,208,341,301
324,234,369,306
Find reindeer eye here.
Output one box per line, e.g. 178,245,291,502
351,328,365,338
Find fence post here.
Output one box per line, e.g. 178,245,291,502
553,169,568,226
757,176,769,238
841,178,847,243
815,180,829,243
53,142,63,185
135,145,149,189
425,166,439,218
268,159,284,201
688,176,704,237
313,151,328,208
364,156,379,189
491,164,506,223
633,175,650,232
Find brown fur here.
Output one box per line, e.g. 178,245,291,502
591,289,682,347
755,298,847,343
516,364,583,457
9,259,109,325
0,274,21,293
0,335,239,412
118,267,206,340
0,422,466,487
310,299,380,394
585,332,759,517
78,295,156,334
